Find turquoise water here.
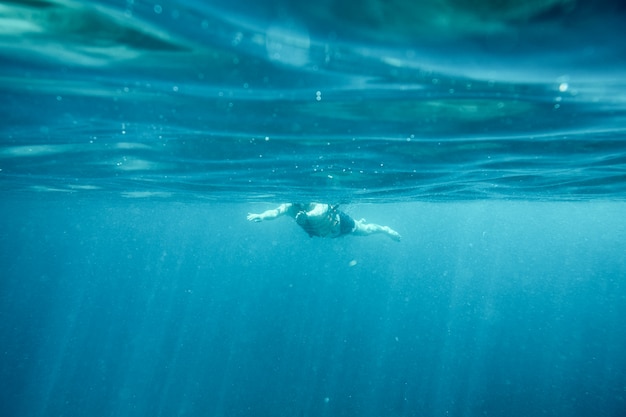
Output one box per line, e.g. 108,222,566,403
1,1,626,416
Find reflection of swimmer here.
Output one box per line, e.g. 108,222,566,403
247,203,401,241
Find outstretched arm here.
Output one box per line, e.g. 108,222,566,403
353,219,402,241
247,203,292,222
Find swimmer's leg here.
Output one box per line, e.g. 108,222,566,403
352,219,401,241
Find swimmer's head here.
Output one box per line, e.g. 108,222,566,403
295,211,308,225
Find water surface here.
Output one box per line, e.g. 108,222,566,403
1,0,625,200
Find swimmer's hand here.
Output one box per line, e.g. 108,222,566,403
247,213,263,222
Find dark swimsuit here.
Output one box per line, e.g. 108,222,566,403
337,210,355,235
296,204,355,237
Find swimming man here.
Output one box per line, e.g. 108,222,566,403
247,203,401,241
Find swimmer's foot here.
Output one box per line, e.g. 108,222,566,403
384,227,402,242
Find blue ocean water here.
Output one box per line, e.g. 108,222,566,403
1,1,626,416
